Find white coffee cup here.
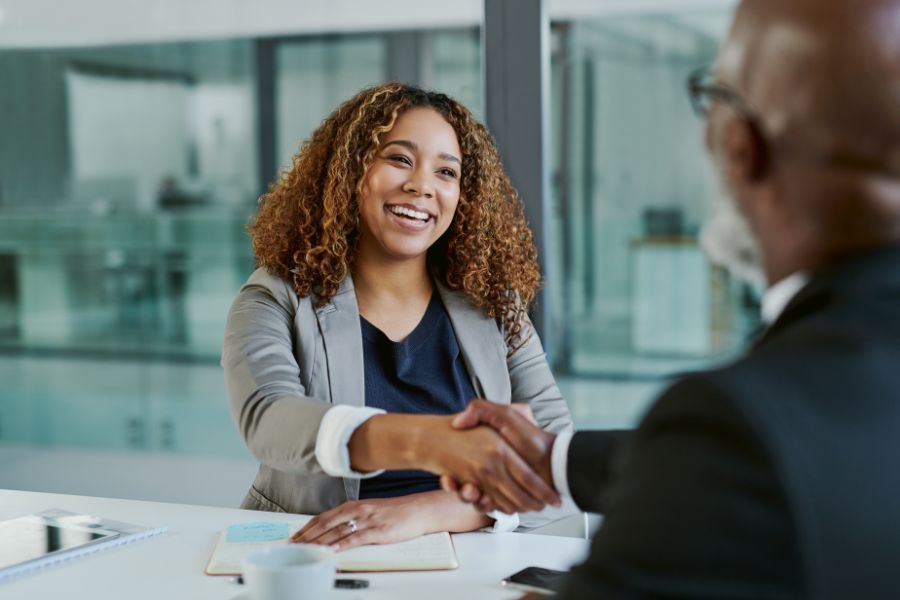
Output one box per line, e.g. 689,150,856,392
242,544,336,600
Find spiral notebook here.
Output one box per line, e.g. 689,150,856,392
206,521,458,575
0,508,167,582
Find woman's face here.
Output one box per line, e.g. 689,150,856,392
357,107,462,264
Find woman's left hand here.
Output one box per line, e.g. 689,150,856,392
290,494,436,551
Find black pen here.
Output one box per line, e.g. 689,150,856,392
231,575,369,589
334,578,370,589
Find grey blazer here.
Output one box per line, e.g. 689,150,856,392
222,267,573,516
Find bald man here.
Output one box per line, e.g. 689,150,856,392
437,0,900,597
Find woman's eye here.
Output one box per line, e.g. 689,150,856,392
438,168,458,179
387,155,412,166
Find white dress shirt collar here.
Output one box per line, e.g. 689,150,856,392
761,271,810,324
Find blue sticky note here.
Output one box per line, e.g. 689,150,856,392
226,521,290,543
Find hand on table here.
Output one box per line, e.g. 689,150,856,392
440,399,558,513
290,495,432,551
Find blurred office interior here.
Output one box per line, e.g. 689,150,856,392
0,0,752,506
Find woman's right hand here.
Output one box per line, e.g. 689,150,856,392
440,400,558,513
347,411,560,514
414,414,561,514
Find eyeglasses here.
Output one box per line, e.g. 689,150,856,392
687,67,756,119
687,67,900,178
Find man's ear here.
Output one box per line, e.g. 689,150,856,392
721,118,770,185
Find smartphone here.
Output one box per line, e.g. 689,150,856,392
501,566,567,595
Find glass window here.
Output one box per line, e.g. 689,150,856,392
548,3,750,427
0,39,259,456
0,40,258,356
275,29,481,173
276,36,387,171
429,29,482,120
0,23,481,456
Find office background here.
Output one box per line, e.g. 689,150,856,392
0,0,752,505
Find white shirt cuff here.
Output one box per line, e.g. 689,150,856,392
482,510,520,533
550,430,574,498
315,405,386,478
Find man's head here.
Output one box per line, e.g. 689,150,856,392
702,0,900,285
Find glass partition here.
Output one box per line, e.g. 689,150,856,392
0,40,259,358
276,36,387,171
275,29,482,172
547,3,751,425
0,24,481,456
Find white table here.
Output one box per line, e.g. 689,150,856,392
0,489,589,599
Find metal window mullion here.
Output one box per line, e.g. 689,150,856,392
483,0,553,355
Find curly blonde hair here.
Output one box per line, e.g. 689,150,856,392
249,82,541,349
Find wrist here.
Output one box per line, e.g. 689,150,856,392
348,414,400,472
348,414,448,472
419,491,493,533
404,415,450,473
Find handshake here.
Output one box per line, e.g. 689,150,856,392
438,399,562,514
349,399,562,515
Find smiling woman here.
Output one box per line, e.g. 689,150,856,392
356,107,462,275
223,83,574,551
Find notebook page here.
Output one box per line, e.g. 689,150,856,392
206,521,457,575
335,532,458,572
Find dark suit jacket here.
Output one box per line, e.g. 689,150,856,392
560,247,900,599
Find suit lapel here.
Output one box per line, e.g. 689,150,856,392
436,281,510,404
756,246,900,348
313,277,366,409
756,282,830,348
313,277,364,501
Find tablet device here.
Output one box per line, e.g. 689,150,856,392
0,514,121,572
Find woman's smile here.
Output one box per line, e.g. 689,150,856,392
384,203,436,231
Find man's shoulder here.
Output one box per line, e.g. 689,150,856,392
680,300,883,396
644,309,898,456
725,299,896,398
638,369,747,432
635,352,801,450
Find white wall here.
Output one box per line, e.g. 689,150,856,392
67,71,191,212
0,0,736,49
191,83,257,207
0,0,482,48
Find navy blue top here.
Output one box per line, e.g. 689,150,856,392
359,291,478,499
